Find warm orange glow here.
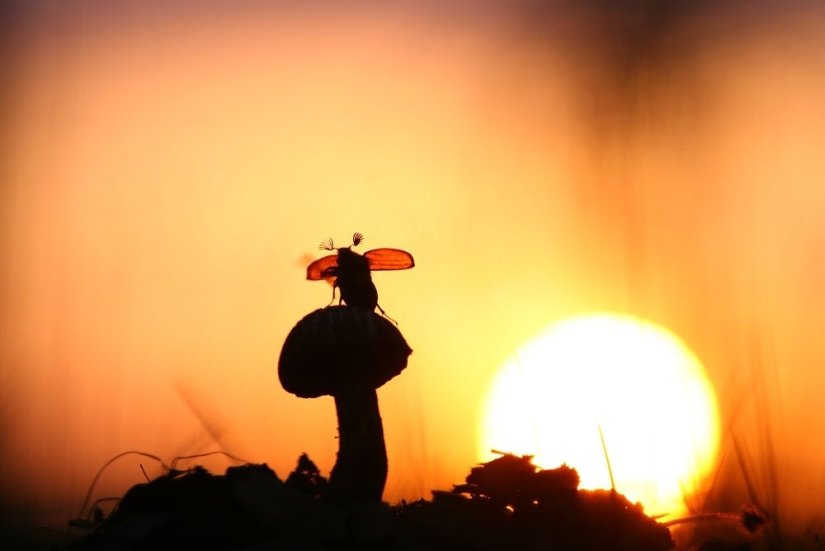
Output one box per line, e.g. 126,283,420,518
479,314,720,518
3,1,825,541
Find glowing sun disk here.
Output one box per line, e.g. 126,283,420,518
479,313,720,518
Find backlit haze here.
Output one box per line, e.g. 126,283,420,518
2,0,825,539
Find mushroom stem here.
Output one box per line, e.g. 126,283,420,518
329,386,388,503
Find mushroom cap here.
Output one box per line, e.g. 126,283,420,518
278,306,412,398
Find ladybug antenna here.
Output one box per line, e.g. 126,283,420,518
319,237,335,251
352,232,365,247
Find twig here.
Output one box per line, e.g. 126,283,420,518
71,451,169,534
598,424,616,492
169,450,249,472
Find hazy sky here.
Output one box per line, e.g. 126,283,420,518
2,0,825,538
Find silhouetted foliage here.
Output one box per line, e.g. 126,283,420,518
284,452,328,498
65,453,674,551
452,452,579,509
393,452,673,551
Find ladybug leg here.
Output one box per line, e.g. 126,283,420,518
328,281,339,307
376,303,398,325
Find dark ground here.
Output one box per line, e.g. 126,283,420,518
5,453,771,550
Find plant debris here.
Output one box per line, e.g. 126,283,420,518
393,452,673,551
63,451,675,550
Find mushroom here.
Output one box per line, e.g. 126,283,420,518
278,305,412,503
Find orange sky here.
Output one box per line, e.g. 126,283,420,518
2,0,825,537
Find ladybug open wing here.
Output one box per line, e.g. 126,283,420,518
306,254,339,282
363,248,415,271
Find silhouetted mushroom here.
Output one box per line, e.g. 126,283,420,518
278,306,412,503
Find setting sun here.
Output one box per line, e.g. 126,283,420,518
479,313,720,518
